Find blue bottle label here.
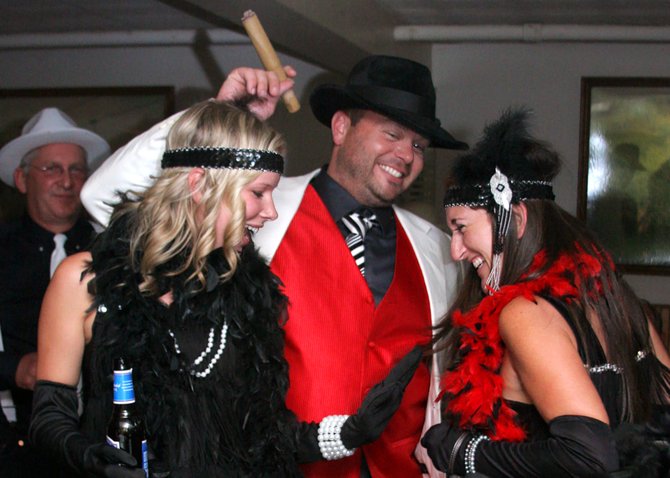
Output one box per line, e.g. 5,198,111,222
105,435,120,448
141,439,149,477
105,436,149,477
112,369,135,404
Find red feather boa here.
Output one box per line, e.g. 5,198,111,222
439,246,608,442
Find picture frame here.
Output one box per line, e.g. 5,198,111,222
578,77,670,275
0,86,174,221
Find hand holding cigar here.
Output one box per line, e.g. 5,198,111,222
242,10,301,113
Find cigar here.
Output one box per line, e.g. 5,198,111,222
242,10,300,113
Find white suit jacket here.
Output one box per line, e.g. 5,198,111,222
81,113,459,478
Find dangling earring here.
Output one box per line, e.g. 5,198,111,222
486,169,513,293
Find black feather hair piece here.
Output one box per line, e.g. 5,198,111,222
444,107,556,211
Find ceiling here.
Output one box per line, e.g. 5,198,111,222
2,0,669,73
3,0,670,34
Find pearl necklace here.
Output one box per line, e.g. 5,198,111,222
168,322,228,378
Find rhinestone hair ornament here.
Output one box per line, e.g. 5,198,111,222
161,147,284,174
443,108,555,293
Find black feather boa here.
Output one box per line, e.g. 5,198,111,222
79,208,303,477
613,406,670,478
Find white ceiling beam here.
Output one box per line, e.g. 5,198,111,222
394,24,670,43
0,29,249,49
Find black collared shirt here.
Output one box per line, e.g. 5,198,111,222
0,214,94,429
310,168,396,304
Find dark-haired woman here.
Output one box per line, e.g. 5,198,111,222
418,109,670,477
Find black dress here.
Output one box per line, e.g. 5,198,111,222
506,296,670,477
507,295,624,440
79,209,310,477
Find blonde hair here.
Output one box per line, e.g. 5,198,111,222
113,100,285,294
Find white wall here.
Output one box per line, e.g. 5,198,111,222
0,40,334,175
431,41,670,303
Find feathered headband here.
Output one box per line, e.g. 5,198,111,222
162,147,284,174
443,108,555,293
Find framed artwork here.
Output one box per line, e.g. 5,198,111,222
578,77,670,275
0,86,174,221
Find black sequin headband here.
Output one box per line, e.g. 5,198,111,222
443,172,554,210
161,147,284,174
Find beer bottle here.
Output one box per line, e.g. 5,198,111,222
106,357,149,477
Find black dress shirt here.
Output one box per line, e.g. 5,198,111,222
310,168,396,305
0,214,95,433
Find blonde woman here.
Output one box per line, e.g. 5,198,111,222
29,72,420,477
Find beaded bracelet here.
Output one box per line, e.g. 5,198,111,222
464,434,490,474
318,415,356,460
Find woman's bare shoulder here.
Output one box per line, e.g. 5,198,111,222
51,251,93,284
500,295,566,329
499,295,576,347
499,295,608,421
38,251,95,383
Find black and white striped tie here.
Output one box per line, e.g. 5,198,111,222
340,210,379,277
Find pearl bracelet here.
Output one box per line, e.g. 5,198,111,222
464,434,490,474
318,415,356,460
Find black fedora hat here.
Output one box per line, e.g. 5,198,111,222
309,55,468,150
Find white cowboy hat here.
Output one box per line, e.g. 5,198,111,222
0,107,110,187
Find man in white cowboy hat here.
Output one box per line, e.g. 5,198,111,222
0,107,109,475
81,55,466,478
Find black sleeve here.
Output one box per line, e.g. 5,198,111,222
0,351,20,390
422,415,619,478
29,379,87,470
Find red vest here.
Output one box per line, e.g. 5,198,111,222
271,186,431,478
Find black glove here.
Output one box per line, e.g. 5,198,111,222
295,421,323,463
340,345,423,449
30,380,145,477
422,415,619,477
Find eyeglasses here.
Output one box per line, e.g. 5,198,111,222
29,163,88,180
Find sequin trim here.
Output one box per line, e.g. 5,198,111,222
586,350,648,374
161,147,284,174
587,363,622,374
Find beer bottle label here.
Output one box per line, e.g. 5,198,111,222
113,369,135,404
105,435,120,448
141,439,149,476
105,436,149,478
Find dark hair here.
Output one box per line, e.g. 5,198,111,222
345,109,366,126
435,110,670,423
